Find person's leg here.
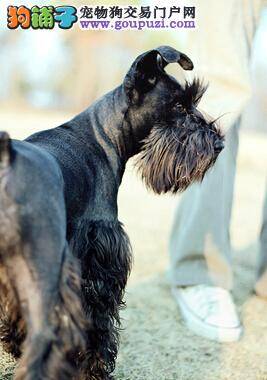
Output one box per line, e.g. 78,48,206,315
169,122,244,342
255,187,267,298
169,0,264,342
169,0,263,290
169,122,240,290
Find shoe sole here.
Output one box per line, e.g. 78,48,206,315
172,287,243,343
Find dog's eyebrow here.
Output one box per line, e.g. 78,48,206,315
180,79,208,109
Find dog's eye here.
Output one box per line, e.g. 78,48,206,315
148,76,157,85
173,103,186,113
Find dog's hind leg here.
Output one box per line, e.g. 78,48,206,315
0,133,87,379
72,220,132,380
0,264,26,358
1,234,85,380
3,238,87,380
0,132,26,358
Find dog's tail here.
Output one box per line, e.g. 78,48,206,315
0,131,20,251
0,131,11,170
0,131,20,250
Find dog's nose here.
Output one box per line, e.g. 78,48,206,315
214,140,224,153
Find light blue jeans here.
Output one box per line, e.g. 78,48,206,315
169,121,267,294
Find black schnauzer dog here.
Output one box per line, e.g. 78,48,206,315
0,46,224,380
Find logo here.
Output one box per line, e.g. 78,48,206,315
7,5,78,30
7,4,196,31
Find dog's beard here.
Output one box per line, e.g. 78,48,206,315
135,123,220,194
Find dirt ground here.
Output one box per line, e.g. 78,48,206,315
0,109,267,379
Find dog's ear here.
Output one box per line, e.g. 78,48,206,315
124,46,193,104
156,45,194,71
123,50,161,104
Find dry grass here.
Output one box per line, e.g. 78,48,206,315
0,109,267,379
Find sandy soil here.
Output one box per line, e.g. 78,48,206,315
0,109,266,379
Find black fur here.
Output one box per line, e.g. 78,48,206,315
0,46,224,379
182,79,208,109
72,220,132,379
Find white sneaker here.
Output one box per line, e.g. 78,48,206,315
172,285,243,342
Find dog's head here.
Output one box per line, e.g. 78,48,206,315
123,46,224,194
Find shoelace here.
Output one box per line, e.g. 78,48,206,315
187,287,231,319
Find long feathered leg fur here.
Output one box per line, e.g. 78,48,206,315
71,220,132,380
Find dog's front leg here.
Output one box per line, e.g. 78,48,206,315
72,220,132,380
